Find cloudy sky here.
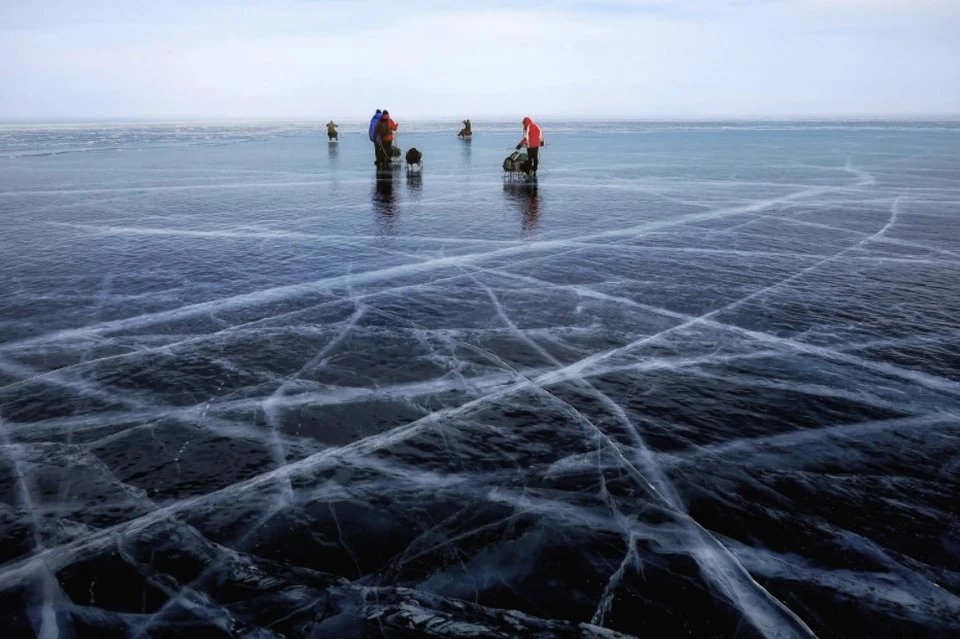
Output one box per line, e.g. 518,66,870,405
2,0,959,121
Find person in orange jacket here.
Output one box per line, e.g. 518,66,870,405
515,116,544,174
375,109,399,167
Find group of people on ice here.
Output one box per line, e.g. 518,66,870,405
324,112,545,175
367,109,400,168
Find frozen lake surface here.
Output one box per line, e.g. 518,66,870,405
0,120,959,638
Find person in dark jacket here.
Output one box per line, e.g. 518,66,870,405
369,109,382,165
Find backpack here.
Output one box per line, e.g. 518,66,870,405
376,117,391,140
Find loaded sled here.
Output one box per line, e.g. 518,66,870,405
376,142,402,169
502,151,533,179
405,148,423,171
385,144,402,165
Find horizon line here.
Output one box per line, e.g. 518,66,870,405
2,114,960,126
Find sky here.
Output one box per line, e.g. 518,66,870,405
1,0,959,121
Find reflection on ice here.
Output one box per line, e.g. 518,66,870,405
503,181,541,235
406,169,423,193
0,122,959,638
373,171,399,236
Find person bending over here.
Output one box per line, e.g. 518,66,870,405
515,116,543,174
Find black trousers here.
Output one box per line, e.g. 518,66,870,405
527,146,540,172
375,140,393,166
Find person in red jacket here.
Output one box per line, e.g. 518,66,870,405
515,116,543,174
375,109,399,167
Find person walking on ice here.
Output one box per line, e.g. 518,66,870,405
368,109,382,165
